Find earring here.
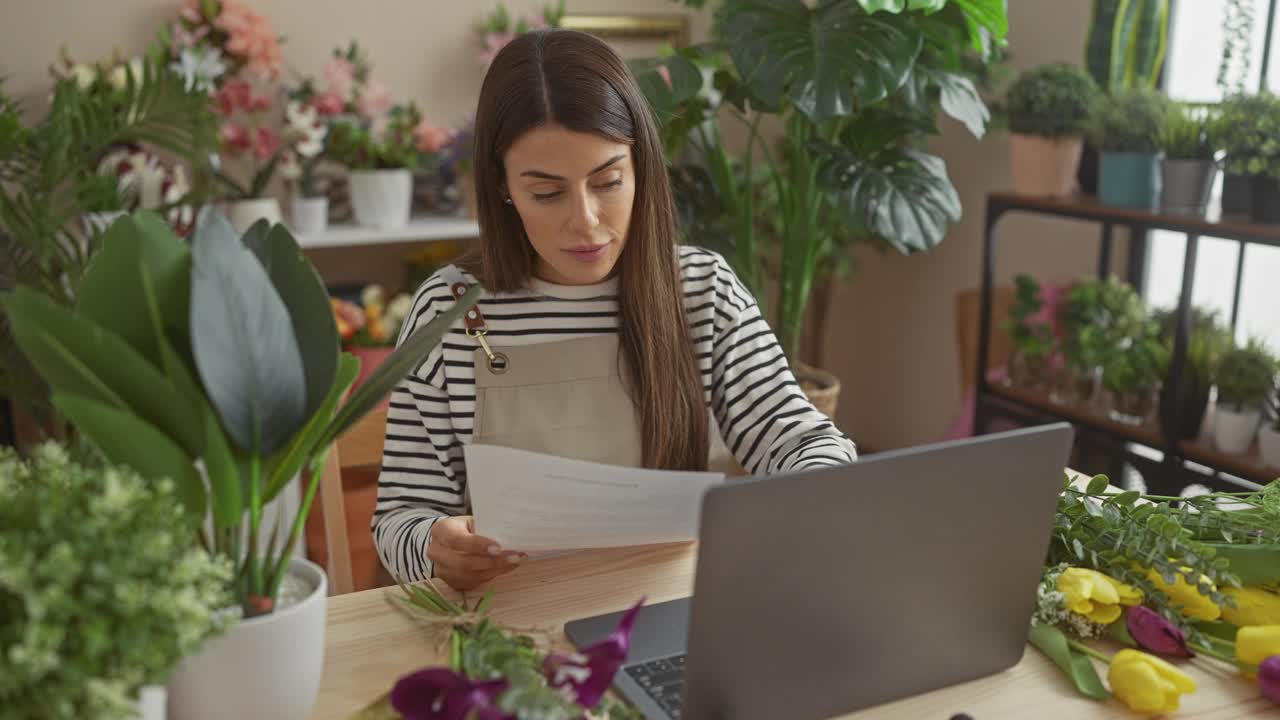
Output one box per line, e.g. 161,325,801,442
503,197,513,205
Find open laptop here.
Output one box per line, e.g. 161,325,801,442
565,423,1074,720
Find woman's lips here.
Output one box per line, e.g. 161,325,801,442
565,242,610,263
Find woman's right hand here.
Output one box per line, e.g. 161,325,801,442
427,516,525,591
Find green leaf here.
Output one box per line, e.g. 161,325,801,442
240,223,340,419
189,208,307,455
76,211,191,362
858,0,906,11
3,287,204,457
632,54,704,119
201,400,242,531
1086,475,1110,495
317,287,481,449
935,72,988,139
908,0,947,10
52,391,205,517
263,352,359,503
721,0,923,122
953,0,1007,47
1027,624,1110,701
1202,543,1280,586
836,149,960,253
1194,621,1240,644
1112,491,1141,506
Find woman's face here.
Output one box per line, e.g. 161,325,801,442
502,124,635,286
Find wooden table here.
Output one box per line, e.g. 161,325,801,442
315,543,1277,719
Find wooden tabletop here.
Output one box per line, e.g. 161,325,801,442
315,542,1278,719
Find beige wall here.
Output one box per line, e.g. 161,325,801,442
826,0,1125,452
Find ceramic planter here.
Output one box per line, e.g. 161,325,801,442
1212,406,1261,455
1159,159,1217,216
225,198,282,234
1099,151,1162,209
1221,173,1255,218
290,196,329,235
167,558,327,720
1009,134,1083,197
1251,175,1280,224
349,169,412,229
1259,426,1280,468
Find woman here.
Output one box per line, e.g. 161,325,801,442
373,29,856,591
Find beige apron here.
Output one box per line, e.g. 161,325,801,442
442,267,735,479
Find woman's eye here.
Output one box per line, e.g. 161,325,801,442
594,179,623,191
532,191,562,201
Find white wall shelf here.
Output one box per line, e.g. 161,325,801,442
295,215,481,249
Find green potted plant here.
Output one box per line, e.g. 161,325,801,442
1158,103,1219,216
1261,384,1280,468
1058,278,1147,407
1217,92,1280,220
1,209,479,719
1103,323,1167,424
1213,339,1277,454
1152,306,1233,440
1003,274,1056,391
1085,88,1170,208
328,103,427,230
1005,63,1099,197
0,443,231,720
636,1,1008,410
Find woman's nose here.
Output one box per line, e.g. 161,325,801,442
566,187,599,233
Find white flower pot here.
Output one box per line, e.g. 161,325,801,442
81,210,127,236
225,198,282,234
1212,406,1261,455
1260,426,1280,469
349,169,412,229
135,685,166,720
167,558,327,720
290,196,329,235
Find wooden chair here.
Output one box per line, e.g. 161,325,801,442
955,286,1017,393
317,405,388,596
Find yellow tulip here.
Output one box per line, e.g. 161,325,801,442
1059,568,1143,625
1236,626,1280,665
1146,568,1221,621
1108,649,1197,714
1221,587,1280,627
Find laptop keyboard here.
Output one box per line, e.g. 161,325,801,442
624,653,687,718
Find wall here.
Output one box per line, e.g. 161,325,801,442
824,0,1129,452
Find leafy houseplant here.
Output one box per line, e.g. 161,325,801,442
1158,103,1219,216
1003,274,1055,391
1103,325,1167,424
2,209,479,718
1058,278,1147,407
328,104,429,229
1005,63,1099,196
1086,89,1170,208
1213,340,1277,454
1217,93,1280,223
0,443,231,720
635,0,1008,382
0,54,218,444
1152,306,1233,441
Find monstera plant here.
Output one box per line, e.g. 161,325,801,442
637,0,1006,368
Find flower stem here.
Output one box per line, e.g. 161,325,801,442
1068,639,1113,664
1189,641,1250,670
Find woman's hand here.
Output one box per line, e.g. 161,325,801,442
427,516,525,591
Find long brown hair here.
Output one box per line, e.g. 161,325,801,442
470,29,708,471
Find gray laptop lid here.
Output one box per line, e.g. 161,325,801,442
681,423,1073,720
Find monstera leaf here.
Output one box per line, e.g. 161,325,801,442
631,53,704,119
834,147,960,253
719,0,924,122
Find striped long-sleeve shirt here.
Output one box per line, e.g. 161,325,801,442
373,246,857,581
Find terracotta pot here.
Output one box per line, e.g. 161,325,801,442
348,345,395,406
1009,134,1083,197
794,362,841,419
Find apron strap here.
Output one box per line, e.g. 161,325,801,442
438,264,508,374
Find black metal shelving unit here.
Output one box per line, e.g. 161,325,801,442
973,192,1280,496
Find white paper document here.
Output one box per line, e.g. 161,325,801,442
464,444,724,552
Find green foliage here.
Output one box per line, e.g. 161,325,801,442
2,210,478,616
1085,88,1171,153
1005,63,1099,137
0,443,231,719
1084,0,1169,93
1003,274,1054,362
1159,103,1218,160
327,105,427,171
1216,339,1278,411
1217,92,1280,177
1102,325,1167,395
1218,0,1256,95
480,0,565,34
1058,277,1147,372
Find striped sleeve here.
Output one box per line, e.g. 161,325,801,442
371,277,466,583
706,255,857,474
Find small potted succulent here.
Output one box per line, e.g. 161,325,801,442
0,443,231,720
1158,103,1219,216
1104,326,1167,425
1261,385,1280,468
1003,274,1056,391
1005,63,1099,197
1216,92,1280,219
1213,340,1278,454
1085,89,1171,209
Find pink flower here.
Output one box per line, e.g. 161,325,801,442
413,119,453,154
169,20,210,53
524,12,548,30
543,599,643,708
1261,656,1280,706
657,64,673,90
219,123,251,155
248,92,273,113
312,91,345,116
357,76,393,119
251,126,281,160
215,79,253,115
479,31,515,66
324,56,355,101
215,0,283,80
390,668,511,720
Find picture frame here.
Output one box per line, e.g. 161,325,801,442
560,14,692,57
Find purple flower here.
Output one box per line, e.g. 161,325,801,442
543,598,644,708
1126,606,1194,659
1262,656,1280,706
390,668,512,720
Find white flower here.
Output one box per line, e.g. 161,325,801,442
68,63,96,90
107,57,145,90
361,284,386,310
385,294,413,333
286,100,317,130
286,100,327,157
169,46,226,93
279,150,301,181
